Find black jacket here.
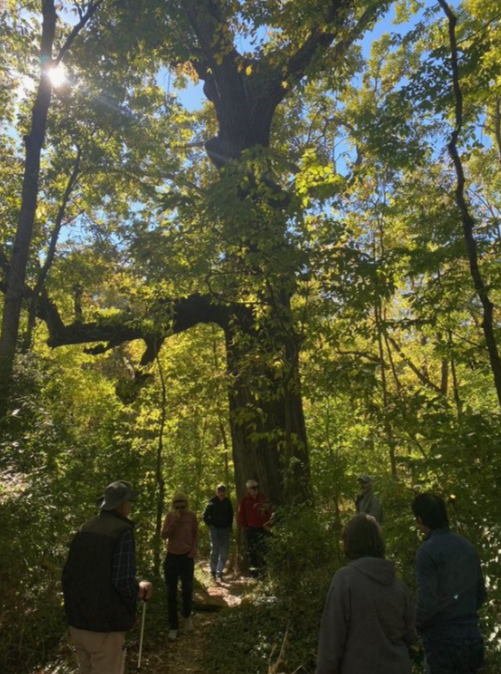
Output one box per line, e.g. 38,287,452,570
203,496,233,528
62,511,137,632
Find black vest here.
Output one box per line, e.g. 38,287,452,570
62,511,137,632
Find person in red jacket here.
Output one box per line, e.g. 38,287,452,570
237,479,271,577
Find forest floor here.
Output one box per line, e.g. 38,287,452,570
132,567,253,674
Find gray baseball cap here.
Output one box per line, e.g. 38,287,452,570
358,475,372,484
96,480,138,510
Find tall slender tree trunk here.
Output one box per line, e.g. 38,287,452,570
0,0,101,423
439,0,501,409
153,353,167,577
0,1,56,420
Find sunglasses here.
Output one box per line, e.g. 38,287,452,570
249,486,258,490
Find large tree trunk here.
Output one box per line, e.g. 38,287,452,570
226,328,310,507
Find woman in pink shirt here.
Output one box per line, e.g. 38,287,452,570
161,492,198,641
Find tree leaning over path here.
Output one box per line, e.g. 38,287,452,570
28,0,391,505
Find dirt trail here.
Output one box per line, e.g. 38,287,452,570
132,570,251,674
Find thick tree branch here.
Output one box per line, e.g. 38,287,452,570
185,0,386,167
47,293,231,366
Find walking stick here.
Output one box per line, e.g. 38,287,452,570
138,591,148,672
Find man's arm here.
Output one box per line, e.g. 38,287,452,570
112,528,139,600
415,546,440,632
367,495,383,523
203,501,213,526
161,511,181,539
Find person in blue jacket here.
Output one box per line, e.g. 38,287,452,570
412,493,487,674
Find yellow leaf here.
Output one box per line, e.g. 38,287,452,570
245,65,252,76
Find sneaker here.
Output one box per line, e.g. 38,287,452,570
168,629,178,641
184,617,194,633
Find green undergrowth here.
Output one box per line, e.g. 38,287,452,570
200,503,500,674
202,505,338,674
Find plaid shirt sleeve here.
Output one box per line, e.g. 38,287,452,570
112,528,138,599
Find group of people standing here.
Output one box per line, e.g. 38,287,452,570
61,478,486,674
159,479,271,642
62,477,272,671
318,488,486,674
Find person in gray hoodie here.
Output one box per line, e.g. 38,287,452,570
316,514,415,674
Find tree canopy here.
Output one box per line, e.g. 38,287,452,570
0,1,500,672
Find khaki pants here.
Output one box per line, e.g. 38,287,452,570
69,627,126,674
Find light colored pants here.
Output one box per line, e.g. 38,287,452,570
209,526,231,575
69,627,126,674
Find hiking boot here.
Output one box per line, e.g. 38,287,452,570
168,629,178,641
184,617,194,633
210,572,217,582
217,573,224,583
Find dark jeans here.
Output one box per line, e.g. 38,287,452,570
422,629,484,674
164,553,194,629
246,526,269,576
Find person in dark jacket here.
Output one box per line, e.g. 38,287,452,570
355,475,383,523
412,493,487,674
316,514,415,674
203,484,233,582
62,480,153,674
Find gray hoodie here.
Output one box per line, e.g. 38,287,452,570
316,557,415,674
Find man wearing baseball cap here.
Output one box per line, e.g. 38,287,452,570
355,476,383,523
62,480,153,674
